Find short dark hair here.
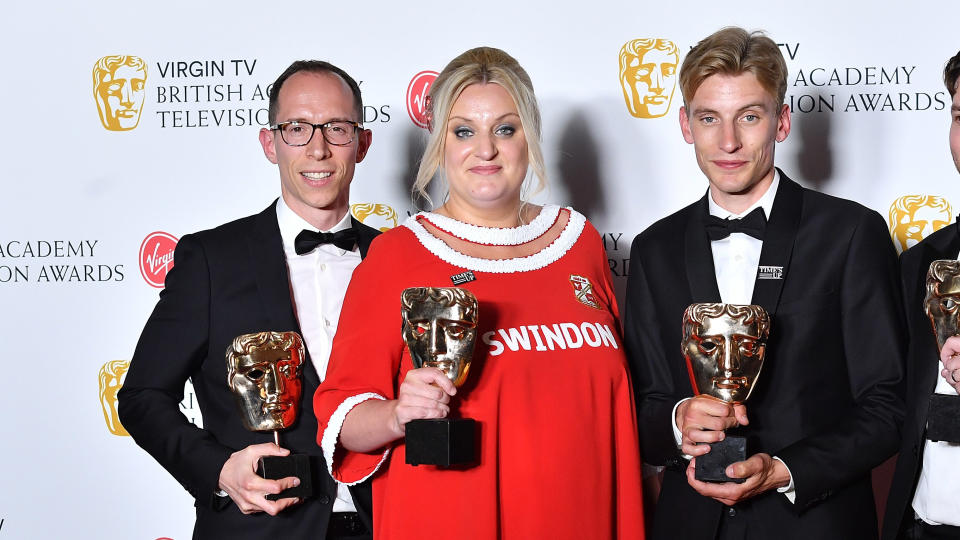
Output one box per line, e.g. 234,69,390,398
945,50,960,98
267,60,363,125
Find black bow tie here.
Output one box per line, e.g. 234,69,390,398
704,207,767,241
294,227,358,255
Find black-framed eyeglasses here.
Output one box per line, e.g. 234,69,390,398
270,120,363,147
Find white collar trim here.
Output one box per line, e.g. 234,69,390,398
418,205,562,246
403,206,585,273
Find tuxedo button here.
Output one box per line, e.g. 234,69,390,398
727,507,737,517
319,495,330,504
325,319,332,327
320,263,327,271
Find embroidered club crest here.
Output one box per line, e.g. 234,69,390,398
570,275,602,309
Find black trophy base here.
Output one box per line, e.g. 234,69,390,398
927,394,960,443
257,454,313,500
695,436,747,484
405,418,476,467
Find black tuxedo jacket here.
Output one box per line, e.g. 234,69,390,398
881,221,960,540
625,172,905,540
118,202,379,540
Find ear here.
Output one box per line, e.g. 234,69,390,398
355,128,373,163
259,127,278,164
775,103,791,143
679,106,695,144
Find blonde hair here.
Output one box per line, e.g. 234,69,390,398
679,27,787,109
413,47,546,208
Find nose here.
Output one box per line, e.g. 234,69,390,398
719,339,740,375
719,122,742,153
474,132,497,161
120,81,134,106
650,69,664,93
305,127,332,160
428,323,447,357
261,364,284,401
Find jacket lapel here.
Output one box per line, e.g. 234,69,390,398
248,202,321,389
685,192,723,303
750,170,802,318
352,216,379,260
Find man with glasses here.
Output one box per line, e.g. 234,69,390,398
119,60,378,540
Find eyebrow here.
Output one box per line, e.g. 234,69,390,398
447,112,521,124
280,117,355,125
691,103,768,116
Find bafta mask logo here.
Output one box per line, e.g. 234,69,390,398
99,360,130,436
406,70,438,129
351,203,399,232
889,195,953,252
924,260,960,351
93,55,148,131
401,287,478,387
619,39,679,119
139,231,178,288
681,303,770,403
226,332,305,432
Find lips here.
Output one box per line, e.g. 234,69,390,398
712,160,747,170
301,171,334,185
263,401,291,413
713,376,748,389
469,165,502,175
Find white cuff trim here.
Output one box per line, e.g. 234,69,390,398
772,456,796,503
403,207,586,274
320,393,390,486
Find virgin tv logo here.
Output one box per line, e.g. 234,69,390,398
406,70,438,129
139,231,178,288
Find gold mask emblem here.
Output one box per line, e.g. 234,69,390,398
401,287,478,387
93,55,147,131
681,303,770,404
226,332,305,432
351,203,399,233
619,39,679,119
925,260,960,351
889,195,952,253
99,360,130,436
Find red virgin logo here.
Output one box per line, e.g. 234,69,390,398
139,231,178,288
406,70,438,129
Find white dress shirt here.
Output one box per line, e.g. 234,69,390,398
671,171,796,501
277,198,361,513
911,248,960,526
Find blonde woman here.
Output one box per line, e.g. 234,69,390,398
315,47,645,539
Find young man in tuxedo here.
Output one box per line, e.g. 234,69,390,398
883,49,960,540
624,27,905,540
118,60,379,540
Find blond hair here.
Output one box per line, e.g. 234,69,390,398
679,27,787,109
413,47,546,208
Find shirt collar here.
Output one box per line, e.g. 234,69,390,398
276,198,354,256
708,169,780,220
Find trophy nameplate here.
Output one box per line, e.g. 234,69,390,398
401,287,479,467
681,303,770,483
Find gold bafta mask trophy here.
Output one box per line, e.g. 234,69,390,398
923,260,960,442
401,287,478,466
681,303,770,483
226,331,312,499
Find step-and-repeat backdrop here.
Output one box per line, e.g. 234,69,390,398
2,1,958,538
